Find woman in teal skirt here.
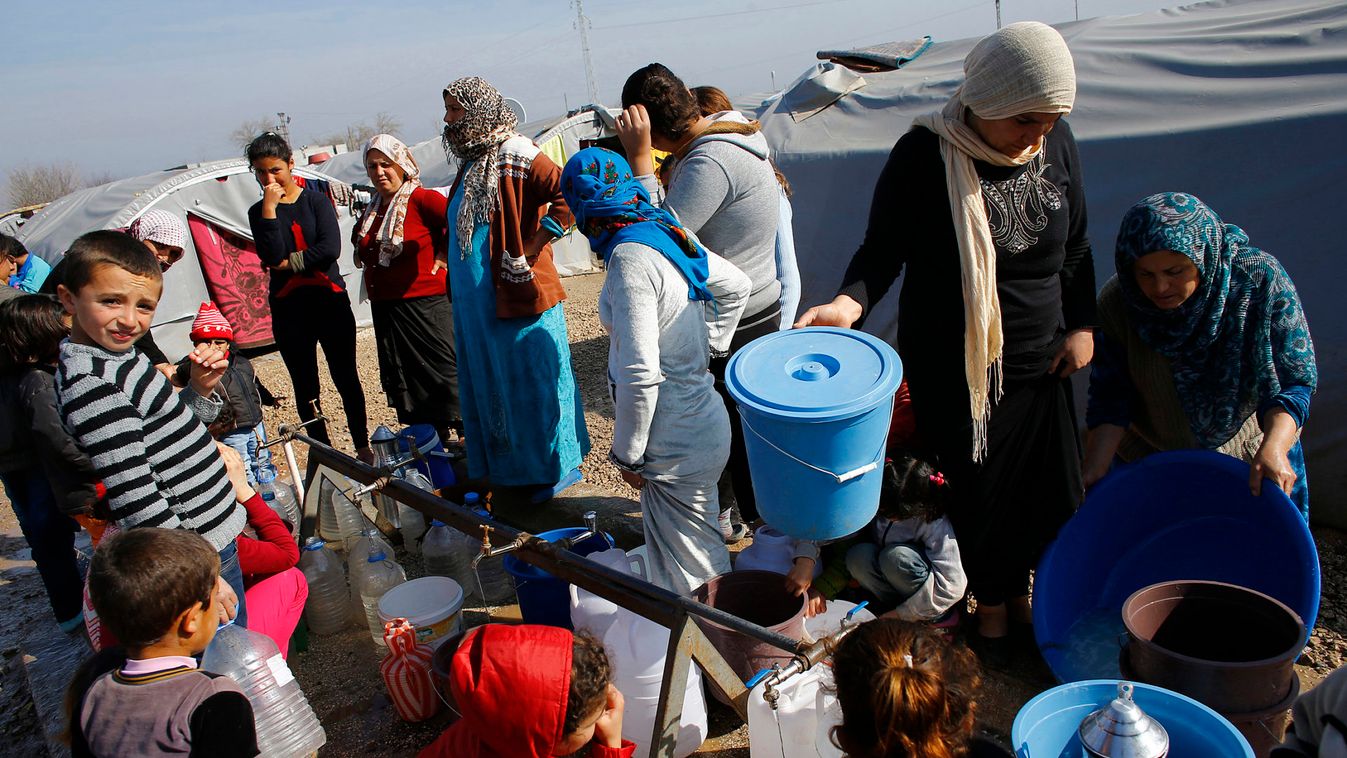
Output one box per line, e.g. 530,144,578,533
440,76,589,489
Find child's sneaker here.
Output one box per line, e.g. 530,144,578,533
718,509,749,543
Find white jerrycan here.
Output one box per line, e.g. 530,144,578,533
747,664,844,758
569,546,648,639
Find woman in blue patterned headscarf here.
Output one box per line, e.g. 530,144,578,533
562,147,752,594
1085,192,1317,518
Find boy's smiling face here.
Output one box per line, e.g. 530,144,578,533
59,262,162,352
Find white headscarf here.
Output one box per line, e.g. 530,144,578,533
910,21,1075,461
354,134,422,266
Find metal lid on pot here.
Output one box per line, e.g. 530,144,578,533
1078,682,1170,758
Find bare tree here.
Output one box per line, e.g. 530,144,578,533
85,170,119,188
5,163,85,207
231,116,277,151
309,112,404,151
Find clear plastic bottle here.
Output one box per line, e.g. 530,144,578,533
317,477,344,545
397,470,431,556
358,546,407,646
297,537,350,635
467,494,516,605
347,528,394,626
332,489,371,551
270,470,301,535
201,624,327,756
257,466,300,535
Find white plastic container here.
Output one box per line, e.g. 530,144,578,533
747,664,843,758
297,537,351,635
396,470,432,556
735,526,821,578
606,608,707,758
202,624,327,757
570,547,648,640
348,529,395,626
377,576,465,649
358,548,407,647
422,520,471,583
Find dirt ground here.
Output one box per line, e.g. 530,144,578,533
0,270,1341,756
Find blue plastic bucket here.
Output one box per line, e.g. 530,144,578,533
1034,449,1319,684
725,327,902,540
396,424,457,490
1012,679,1253,757
503,528,615,628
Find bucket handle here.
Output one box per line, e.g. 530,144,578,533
740,415,881,483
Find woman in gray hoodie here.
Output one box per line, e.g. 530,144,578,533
617,63,781,536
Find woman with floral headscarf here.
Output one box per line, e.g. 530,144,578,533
1085,192,1317,519
562,147,749,593
440,77,589,492
353,134,460,440
796,22,1095,660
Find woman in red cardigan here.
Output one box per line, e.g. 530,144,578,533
353,134,460,442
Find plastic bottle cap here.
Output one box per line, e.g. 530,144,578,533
368,552,387,563
472,507,490,519
431,519,446,527
465,492,480,505
303,538,326,551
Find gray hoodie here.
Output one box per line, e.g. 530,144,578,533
639,112,781,323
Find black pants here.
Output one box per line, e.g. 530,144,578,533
371,295,461,436
710,305,782,523
270,288,369,449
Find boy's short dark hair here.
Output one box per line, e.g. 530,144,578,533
563,631,612,735
621,63,702,142
61,231,163,294
0,233,27,261
88,528,218,648
0,294,68,367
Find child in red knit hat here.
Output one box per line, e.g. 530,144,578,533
173,302,274,485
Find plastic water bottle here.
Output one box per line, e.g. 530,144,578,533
359,547,407,646
467,495,515,605
270,469,301,534
347,528,395,626
257,466,300,535
317,477,344,544
397,470,431,556
421,520,468,580
333,489,372,551
202,624,327,756
297,538,351,635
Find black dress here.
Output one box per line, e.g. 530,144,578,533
838,122,1096,604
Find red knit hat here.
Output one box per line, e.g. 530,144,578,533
190,302,234,342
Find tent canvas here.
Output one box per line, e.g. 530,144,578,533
16,159,373,360
760,0,1347,526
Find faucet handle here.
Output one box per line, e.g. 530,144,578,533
479,523,493,550
583,510,598,533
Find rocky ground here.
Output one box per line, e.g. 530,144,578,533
0,270,1341,755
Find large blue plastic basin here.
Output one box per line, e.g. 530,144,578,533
503,528,614,629
1034,449,1318,683
1012,680,1253,757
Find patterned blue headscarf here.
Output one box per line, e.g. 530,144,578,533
560,148,712,301
1115,192,1317,447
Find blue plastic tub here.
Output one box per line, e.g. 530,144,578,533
1012,679,1253,757
396,423,457,490
1034,450,1319,683
503,528,614,629
725,327,902,541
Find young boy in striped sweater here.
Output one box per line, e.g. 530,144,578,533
55,231,250,625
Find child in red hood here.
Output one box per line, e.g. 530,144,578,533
419,624,635,758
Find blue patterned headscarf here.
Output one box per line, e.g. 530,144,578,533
560,147,712,301
1115,192,1317,447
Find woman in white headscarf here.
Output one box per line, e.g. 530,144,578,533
797,22,1096,662
353,134,460,441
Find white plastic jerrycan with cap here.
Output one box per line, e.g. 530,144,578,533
747,664,843,758
569,546,648,639
734,525,823,579
606,607,708,758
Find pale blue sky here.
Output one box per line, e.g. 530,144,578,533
3,0,1177,184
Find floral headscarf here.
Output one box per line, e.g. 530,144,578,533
1115,192,1317,447
442,76,520,257
353,134,421,266
560,148,711,301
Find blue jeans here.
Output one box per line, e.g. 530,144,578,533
218,542,248,629
846,542,931,608
220,423,271,486
0,468,83,626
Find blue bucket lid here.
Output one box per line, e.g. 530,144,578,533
726,327,902,421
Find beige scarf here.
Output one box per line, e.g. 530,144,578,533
353,134,422,266
910,21,1076,461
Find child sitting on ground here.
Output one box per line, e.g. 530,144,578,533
174,302,274,485
67,527,259,757
54,230,249,621
844,453,967,621
830,618,1009,757
419,624,634,758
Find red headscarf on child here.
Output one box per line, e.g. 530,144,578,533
419,624,573,758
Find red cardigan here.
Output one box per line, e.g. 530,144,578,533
356,187,451,301
236,493,299,585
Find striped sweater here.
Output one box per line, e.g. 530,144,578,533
56,340,245,550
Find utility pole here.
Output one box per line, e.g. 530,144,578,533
1075,1,1080,21
275,112,292,145
995,0,1002,29
573,0,600,106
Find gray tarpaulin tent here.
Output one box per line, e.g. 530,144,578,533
16,159,372,359
312,105,619,277
760,0,1347,526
